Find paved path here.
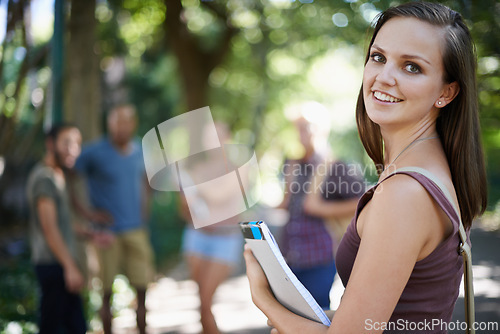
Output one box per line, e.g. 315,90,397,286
450,227,500,333
109,262,271,334
108,226,500,334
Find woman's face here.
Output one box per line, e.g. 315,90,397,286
363,17,449,131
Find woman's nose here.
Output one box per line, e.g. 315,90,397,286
375,63,397,86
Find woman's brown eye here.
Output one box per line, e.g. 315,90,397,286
405,63,421,74
370,53,385,63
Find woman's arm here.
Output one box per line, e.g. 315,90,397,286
303,162,362,220
303,194,358,220
303,174,359,246
245,174,447,333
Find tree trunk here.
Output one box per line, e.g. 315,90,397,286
65,0,101,141
164,0,235,112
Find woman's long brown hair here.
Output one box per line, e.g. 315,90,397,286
356,2,487,228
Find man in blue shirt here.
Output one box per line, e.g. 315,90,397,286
76,105,153,334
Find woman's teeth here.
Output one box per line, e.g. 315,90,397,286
374,91,402,103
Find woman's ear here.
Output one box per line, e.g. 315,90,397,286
435,81,460,108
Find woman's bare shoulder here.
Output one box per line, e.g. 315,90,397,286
358,173,443,237
372,173,435,214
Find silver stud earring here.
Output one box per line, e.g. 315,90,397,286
437,101,443,106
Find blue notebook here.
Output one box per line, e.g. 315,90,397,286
240,221,331,326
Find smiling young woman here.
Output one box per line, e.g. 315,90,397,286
356,3,487,229
362,17,457,133
244,2,487,334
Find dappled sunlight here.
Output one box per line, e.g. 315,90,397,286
306,47,363,129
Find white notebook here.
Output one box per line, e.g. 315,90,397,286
240,221,331,326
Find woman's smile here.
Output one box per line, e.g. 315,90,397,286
372,90,403,103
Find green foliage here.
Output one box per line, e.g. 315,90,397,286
451,0,500,207
126,52,182,137
0,252,38,332
96,0,500,206
0,321,37,334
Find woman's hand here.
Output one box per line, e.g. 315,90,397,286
243,244,274,308
244,244,330,334
268,319,280,334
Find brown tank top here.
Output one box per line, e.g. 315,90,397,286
336,171,466,333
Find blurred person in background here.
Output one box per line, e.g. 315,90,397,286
75,104,154,334
178,122,243,334
302,157,365,252
26,123,87,334
278,115,363,310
